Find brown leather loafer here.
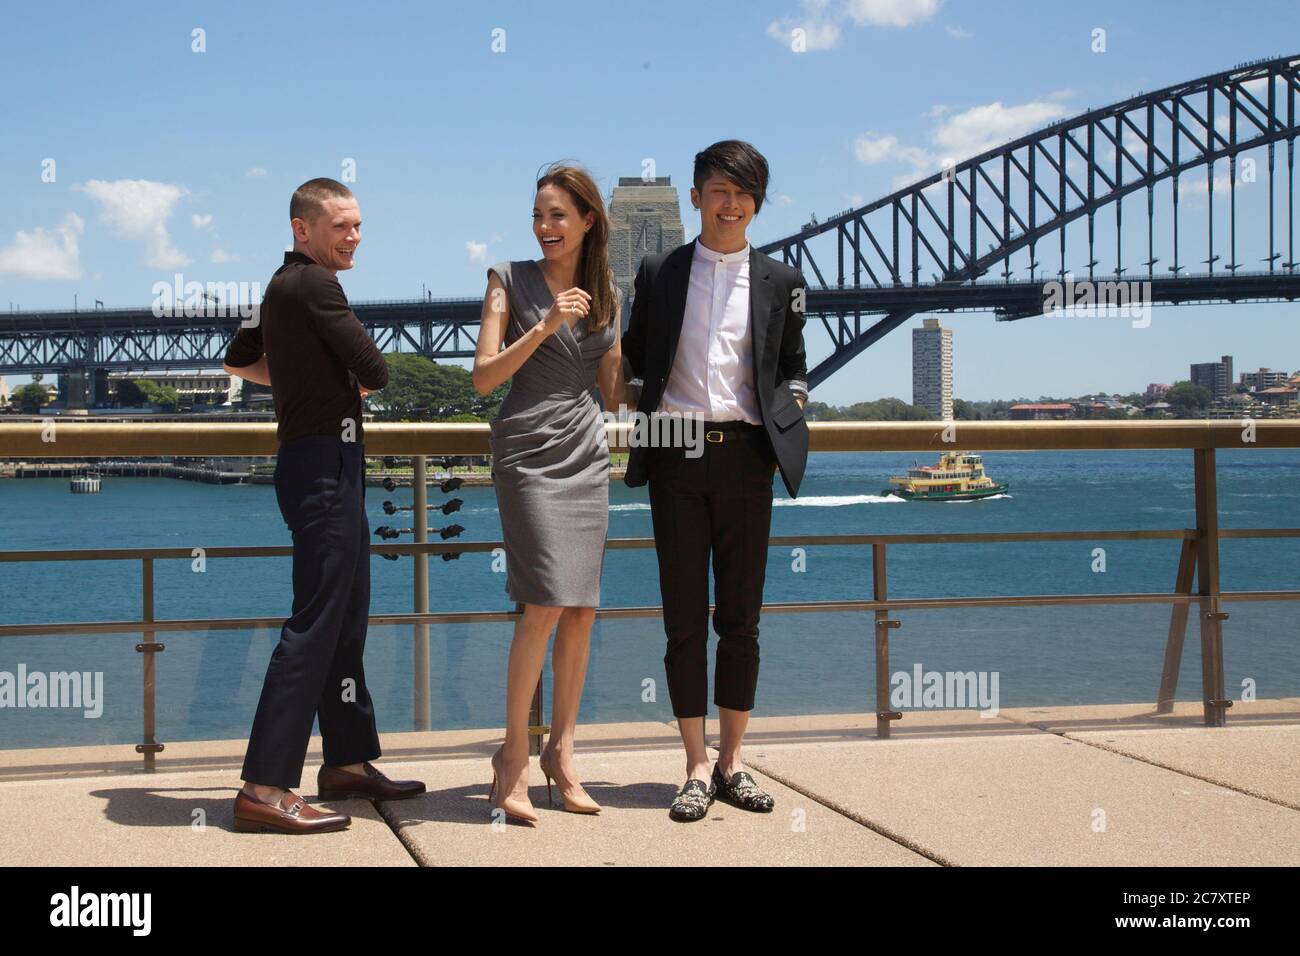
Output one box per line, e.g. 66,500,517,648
317,762,427,801
233,789,351,834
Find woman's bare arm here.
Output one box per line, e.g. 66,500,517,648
472,272,589,396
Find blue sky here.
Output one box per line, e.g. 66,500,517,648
1,0,1297,405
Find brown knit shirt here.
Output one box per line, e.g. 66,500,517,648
224,251,388,443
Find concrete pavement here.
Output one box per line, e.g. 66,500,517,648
1,701,1295,866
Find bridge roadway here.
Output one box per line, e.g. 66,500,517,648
4,267,1298,377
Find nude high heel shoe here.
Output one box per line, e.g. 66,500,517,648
489,745,539,825
538,745,601,814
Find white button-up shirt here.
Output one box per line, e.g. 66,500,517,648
657,240,761,424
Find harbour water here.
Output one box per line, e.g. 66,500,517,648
1,448,1297,749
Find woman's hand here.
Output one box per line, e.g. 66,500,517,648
541,287,591,336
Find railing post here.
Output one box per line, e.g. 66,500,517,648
412,455,431,731
529,684,547,757
519,601,548,756
1155,534,1197,713
135,557,164,770
872,542,901,738
1193,448,1230,727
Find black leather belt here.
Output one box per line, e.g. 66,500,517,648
701,421,764,443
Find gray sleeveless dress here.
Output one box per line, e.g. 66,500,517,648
487,260,617,607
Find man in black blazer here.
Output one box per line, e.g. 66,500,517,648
621,140,810,822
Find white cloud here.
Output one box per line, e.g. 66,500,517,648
854,132,933,168
767,0,841,52
246,167,268,178
212,248,240,263
1176,169,1234,201
944,24,972,39
854,133,900,165
768,0,938,50
466,240,489,264
845,0,942,28
1099,123,1152,167
855,97,1072,188
890,171,925,191
192,213,213,230
76,178,190,269
891,171,953,193
1240,76,1271,99
0,212,84,280
932,100,1071,158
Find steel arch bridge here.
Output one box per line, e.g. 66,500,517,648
2,55,1297,394
0,298,484,377
757,53,1300,388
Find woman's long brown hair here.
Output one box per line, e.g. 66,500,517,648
536,163,618,331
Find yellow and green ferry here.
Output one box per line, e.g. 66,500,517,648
881,451,1008,501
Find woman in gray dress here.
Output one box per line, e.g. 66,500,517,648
472,164,634,824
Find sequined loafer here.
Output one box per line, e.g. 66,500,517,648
668,777,715,822
711,763,775,813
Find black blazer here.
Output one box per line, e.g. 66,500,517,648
621,240,811,498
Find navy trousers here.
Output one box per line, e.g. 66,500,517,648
241,435,382,789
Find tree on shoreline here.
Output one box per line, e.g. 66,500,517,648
370,354,508,421
805,397,935,421
12,383,51,411
1164,380,1213,418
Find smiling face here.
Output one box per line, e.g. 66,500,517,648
691,173,757,251
293,196,362,273
532,184,592,261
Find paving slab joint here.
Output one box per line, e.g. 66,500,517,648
743,757,954,866
1062,733,1300,813
374,799,431,867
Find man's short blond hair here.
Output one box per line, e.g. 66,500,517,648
290,178,354,222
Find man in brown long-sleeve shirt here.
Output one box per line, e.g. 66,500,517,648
223,178,424,834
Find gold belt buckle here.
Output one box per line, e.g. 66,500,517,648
705,430,724,443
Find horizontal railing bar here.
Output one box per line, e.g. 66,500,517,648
5,527,1300,563
1,418,1299,457
2,590,1296,638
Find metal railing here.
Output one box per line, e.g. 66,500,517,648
1,419,1298,768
